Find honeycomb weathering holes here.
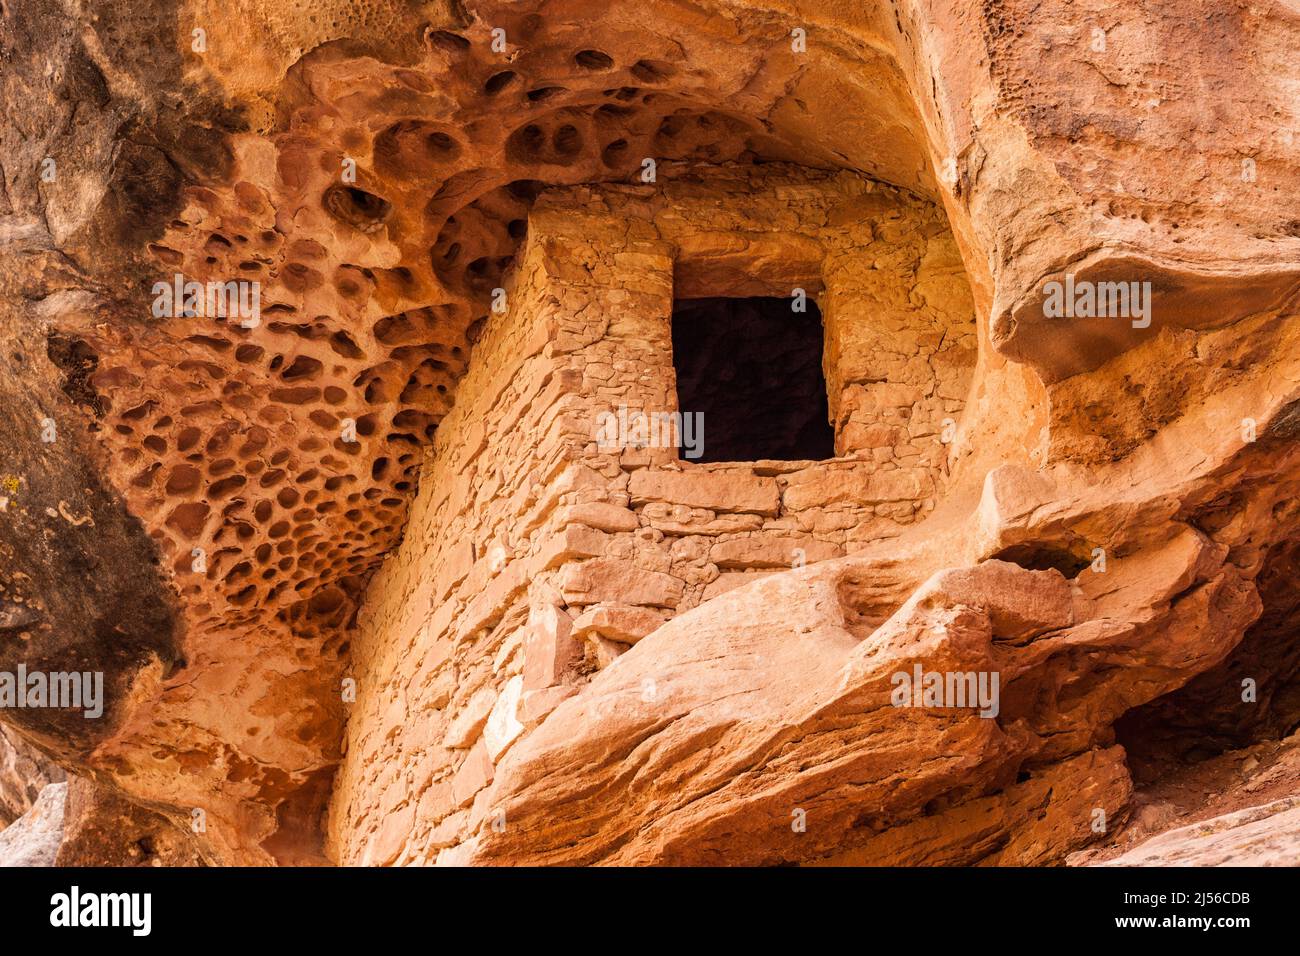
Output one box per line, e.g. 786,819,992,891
322,185,393,232
424,29,471,55
484,71,517,95
63,18,969,862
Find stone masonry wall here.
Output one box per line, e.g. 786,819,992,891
327,164,975,864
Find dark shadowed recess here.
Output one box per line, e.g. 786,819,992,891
1116,536,1300,785
671,296,834,463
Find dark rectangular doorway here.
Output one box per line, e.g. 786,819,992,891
670,296,835,463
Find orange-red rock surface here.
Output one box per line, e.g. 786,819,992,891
1,0,1299,866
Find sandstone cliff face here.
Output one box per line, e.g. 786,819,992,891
0,0,1298,866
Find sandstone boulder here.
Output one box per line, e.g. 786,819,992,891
0,782,66,867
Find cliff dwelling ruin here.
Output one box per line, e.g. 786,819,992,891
2,0,1300,878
